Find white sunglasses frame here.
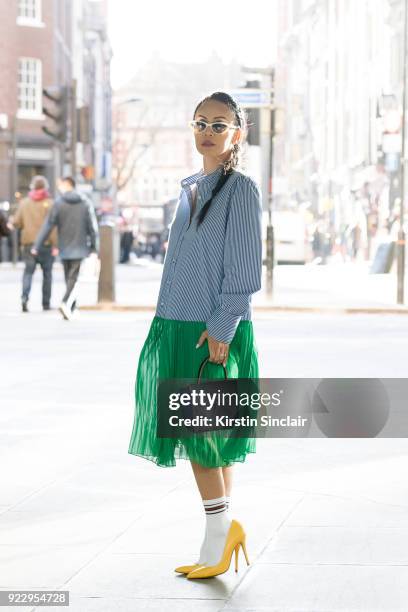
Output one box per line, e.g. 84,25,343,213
188,119,240,135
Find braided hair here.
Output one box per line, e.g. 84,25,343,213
193,92,249,229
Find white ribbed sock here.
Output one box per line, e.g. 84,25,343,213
197,527,208,565
196,495,231,564
196,495,232,566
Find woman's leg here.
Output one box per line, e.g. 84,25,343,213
190,461,232,566
222,465,233,512
190,461,225,498
222,465,233,497
189,463,234,498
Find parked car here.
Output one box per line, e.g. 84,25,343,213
265,210,311,264
134,198,178,261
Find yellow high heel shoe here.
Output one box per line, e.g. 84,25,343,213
186,519,250,579
174,564,203,574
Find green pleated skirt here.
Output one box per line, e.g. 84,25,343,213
128,315,259,468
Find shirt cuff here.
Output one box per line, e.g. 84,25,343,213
206,305,242,344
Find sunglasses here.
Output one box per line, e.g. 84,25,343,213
188,119,240,135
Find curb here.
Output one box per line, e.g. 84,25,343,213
78,303,408,315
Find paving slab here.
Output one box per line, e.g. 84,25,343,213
222,564,408,612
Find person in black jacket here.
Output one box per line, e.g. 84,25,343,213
32,176,99,321
0,210,12,237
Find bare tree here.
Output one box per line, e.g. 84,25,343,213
112,105,165,193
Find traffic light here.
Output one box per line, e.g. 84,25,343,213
244,79,261,146
42,85,69,143
81,165,94,180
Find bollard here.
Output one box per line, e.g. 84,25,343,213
0,237,7,262
11,228,18,265
98,221,116,303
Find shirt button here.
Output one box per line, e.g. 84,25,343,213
160,301,164,305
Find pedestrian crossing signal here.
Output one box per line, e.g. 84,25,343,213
42,85,69,143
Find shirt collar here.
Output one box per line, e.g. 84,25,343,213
180,165,225,199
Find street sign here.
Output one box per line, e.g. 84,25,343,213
385,152,399,173
230,89,272,108
382,132,402,154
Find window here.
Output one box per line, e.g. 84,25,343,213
17,58,42,119
17,0,43,26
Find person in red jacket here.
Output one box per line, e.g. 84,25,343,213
10,175,58,312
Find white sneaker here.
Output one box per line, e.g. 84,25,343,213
70,307,80,319
59,302,72,320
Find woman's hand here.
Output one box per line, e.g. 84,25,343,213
196,329,229,367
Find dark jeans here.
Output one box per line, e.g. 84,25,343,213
62,259,82,304
120,231,134,263
22,244,54,307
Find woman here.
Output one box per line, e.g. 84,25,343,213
128,91,263,579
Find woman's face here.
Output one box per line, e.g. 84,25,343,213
193,99,242,163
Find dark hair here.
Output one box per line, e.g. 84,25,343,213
30,175,49,191
61,176,76,188
193,92,248,228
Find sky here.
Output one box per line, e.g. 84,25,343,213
107,0,278,90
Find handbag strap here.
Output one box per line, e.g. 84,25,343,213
197,356,228,382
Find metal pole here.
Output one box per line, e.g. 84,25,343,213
71,80,77,179
10,114,17,205
10,113,18,265
265,76,275,295
397,0,408,304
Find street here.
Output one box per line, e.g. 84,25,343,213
1,264,408,611
2,257,408,312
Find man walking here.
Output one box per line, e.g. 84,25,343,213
10,175,58,312
32,176,99,321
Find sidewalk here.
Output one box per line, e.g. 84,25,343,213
1,256,408,314
1,309,408,611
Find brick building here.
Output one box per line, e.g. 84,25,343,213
0,0,112,210
0,0,72,203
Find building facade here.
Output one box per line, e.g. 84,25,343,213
0,0,112,210
73,0,112,204
0,0,72,202
274,0,395,243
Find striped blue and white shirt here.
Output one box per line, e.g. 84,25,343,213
155,165,263,344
